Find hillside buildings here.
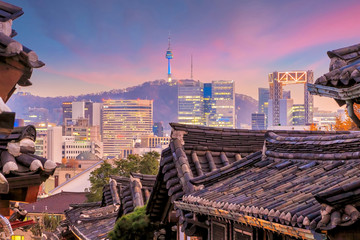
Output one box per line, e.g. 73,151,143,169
102,99,153,158
178,79,235,128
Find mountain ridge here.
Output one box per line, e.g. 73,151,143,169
8,80,257,128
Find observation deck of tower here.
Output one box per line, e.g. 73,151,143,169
166,36,173,82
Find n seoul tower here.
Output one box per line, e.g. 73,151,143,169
165,35,173,82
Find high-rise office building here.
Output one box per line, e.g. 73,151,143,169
258,88,269,115
62,101,102,127
178,80,235,128
203,83,214,125
292,104,306,126
178,80,205,125
208,80,235,128
62,102,72,125
251,113,266,130
62,136,103,159
153,122,164,137
102,99,153,158
268,71,313,127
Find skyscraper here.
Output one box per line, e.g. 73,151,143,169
62,101,102,127
178,80,204,125
178,80,235,128
208,80,235,128
102,99,153,158
203,83,214,125
251,113,266,130
258,88,269,115
268,71,313,127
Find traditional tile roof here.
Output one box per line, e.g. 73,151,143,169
314,43,360,89
0,1,44,103
175,131,360,238
147,123,349,223
308,43,360,109
0,1,23,22
57,173,156,239
101,173,156,215
0,125,56,197
61,202,116,240
22,192,87,214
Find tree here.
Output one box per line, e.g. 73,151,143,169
108,205,154,240
87,161,119,202
87,151,160,202
309,123,318,131
67,158,79,168
334,110,358,131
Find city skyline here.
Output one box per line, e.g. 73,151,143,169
8,0,360,112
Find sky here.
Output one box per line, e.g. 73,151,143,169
8,0,360,111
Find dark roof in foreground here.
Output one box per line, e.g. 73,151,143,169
175,131,360,239
0,125,56,198
0,1,23,22
308,43,360,107
22,192,87,214
147,123,349,223
57,173,156,240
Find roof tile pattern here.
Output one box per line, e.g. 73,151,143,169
175,131,360,233
314,43,360,88
59,173,156,239
147,123,346,222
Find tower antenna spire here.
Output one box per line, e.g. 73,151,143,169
165,32,174,82
168,32,171,49
191,54,193,80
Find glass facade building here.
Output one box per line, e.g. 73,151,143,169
178,80,205,125
178,80,235,128
102,99,153,158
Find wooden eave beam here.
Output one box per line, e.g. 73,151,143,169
307,83,360,101
175,201,326,240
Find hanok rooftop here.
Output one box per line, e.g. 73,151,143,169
145,122,360,240
0,0,54,237
55,173,156,240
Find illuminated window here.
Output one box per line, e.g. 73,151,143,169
11,236,24,240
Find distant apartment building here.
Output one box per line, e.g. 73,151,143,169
251,113,266,130
35,123,102,163
139,135,171,148
178,80,205,125
153,122,164,137
258,88,269,115
62,101,102,126
178,79,235,128
23,107,49,125
63,118,101,142
313,108,337,130
102,99,153,158
292,104,306,126
47,126,63,164
62,136,103,159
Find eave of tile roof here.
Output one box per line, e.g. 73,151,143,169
60,173,156,239
0,125,56,196
0,1,23,22
308,43,360,107
147,123,350,222
22,192,87,214
174,131,360,236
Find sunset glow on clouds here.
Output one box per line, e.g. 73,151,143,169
9,0,360,111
